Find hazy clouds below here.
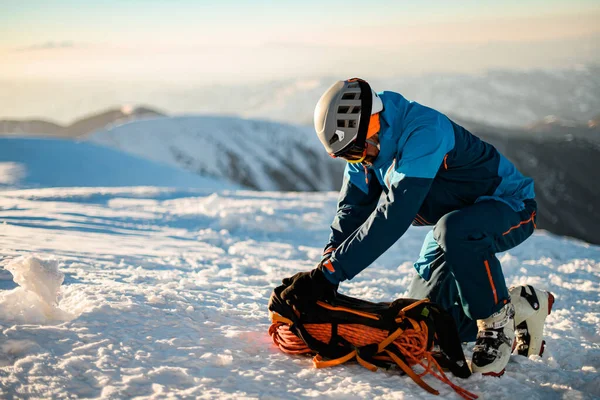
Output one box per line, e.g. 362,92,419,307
2,32,598,84
1,65,598,129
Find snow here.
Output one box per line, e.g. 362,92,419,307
1,187,599,399
0,137,237,190
1,256,72,324
5,256,64,310
91,115,340,191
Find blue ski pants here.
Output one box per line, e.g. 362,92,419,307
407,199,537,342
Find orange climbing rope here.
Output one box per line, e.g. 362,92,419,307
269,312,478,400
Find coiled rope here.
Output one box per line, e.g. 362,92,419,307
269,318,477,400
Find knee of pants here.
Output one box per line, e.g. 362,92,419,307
433,211,464,252
433,211,490,254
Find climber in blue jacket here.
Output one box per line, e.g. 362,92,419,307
281,78,552,376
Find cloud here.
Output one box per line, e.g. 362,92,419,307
14,41,77,52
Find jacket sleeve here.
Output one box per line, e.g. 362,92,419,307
322,114,455,284
325,169,382,253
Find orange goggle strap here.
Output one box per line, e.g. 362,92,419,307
366,113,380,139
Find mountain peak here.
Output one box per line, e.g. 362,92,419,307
0,105,166,138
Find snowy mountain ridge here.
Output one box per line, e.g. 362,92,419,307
0,106,164,138
91,116,345,192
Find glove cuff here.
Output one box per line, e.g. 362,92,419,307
317,260,340,287
323,247,336,257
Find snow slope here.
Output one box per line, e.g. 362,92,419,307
0,137,236,190
91,116,344,191
0,188,598,399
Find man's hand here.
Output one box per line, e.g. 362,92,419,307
281,267,338,309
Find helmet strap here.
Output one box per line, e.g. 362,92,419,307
348,78,373,152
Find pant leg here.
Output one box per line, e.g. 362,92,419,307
408,199,537,342
433,199,537,320
408,232,478,341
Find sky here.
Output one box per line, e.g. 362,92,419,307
1,0,599,84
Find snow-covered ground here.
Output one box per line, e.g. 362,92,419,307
0,187,598,399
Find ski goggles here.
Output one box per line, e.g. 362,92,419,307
331,141,368,163
330,114,381,164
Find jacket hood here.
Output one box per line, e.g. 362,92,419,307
370,91,410,170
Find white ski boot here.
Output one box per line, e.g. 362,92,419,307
471,302,516,376
509,285,555,357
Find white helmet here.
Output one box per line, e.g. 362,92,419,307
314,78,383,156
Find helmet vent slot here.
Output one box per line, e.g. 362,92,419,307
336,120,346,128
350,106,361,114
337,106,350,114
348,119,357,128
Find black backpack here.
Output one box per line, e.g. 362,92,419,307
268,284,477,399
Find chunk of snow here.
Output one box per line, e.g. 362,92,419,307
0,256,74,323
5,256,64,306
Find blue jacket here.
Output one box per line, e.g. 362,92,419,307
323,91,535,284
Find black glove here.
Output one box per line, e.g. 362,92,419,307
281,267,338,309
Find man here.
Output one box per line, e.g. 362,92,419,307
281,78,554,376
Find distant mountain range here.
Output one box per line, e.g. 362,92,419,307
0,106,164,138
